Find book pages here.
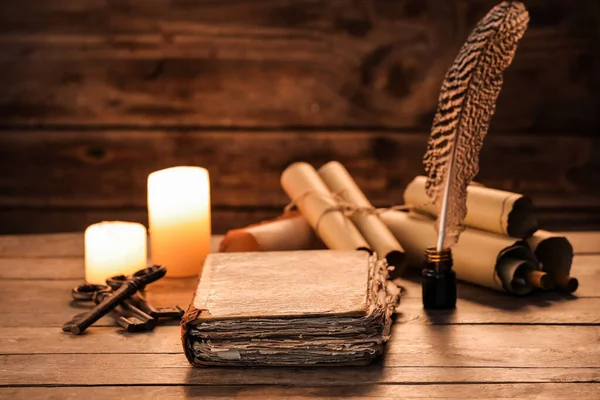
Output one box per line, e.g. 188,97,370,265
527,230,577,292
182,250,396,367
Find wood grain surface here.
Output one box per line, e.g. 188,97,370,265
1,130,599,234
2,325,599,368
0,0,598,235
0,0,597,131
2,277,600,326
1,232,596,259
1,384,598,400
0,232,599,398
0,0,599,394
2,354,599,386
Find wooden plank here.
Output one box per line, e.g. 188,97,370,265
2,325,599,370
534,210,600,234
1,235,598,326
3,206,600,235
558,232,600,255
0,0,458,128
0,252,597,297
0,231,597,260
2,384,599,400
0,131,598,209
0,278,197,327
0,1,597,131
0,353,598,386
3,283,600,326
0,207,279,236
0,232,83,258
397,297,600,326
0,258,83,279
1,235,597,292
0,236,223,278
1,274,599,327
1,129,599,234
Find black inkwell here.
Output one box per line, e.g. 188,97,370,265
422,247,456,309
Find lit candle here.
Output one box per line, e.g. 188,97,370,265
85,221,147,285
147,166,211,277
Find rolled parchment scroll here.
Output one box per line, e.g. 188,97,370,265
281,162,371,252
318,161,406,272
380,210,540,295
526,230,578,292
219,211,320,253
404,176,539,238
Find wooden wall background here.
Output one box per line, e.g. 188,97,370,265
0,0,598,234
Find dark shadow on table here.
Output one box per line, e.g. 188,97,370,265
397,268,577,313
183,383,384,398
184,364,384,398
457,280,578,310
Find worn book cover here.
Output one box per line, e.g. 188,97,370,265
182,250,396,367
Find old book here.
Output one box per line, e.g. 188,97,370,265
182,250,396,367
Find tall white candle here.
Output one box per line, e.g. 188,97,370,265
85,221,147,285
147,166,211,277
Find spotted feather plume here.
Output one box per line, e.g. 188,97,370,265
424,1,529,249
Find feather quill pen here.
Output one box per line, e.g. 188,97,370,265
424,1,529,251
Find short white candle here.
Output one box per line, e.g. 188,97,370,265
147,166,211,277
84,221,148,285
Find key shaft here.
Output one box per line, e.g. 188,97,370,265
68,281,139,335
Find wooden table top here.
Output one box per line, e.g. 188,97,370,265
0,232,598,399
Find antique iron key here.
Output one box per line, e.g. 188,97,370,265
64,284,153,333
63,265,166,335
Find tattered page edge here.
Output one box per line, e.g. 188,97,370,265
188,355,376,368
494,242,539,294
505,195,538,238
526,230,575,286
188,336,385,368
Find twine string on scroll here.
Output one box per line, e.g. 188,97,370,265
284,190,413,239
